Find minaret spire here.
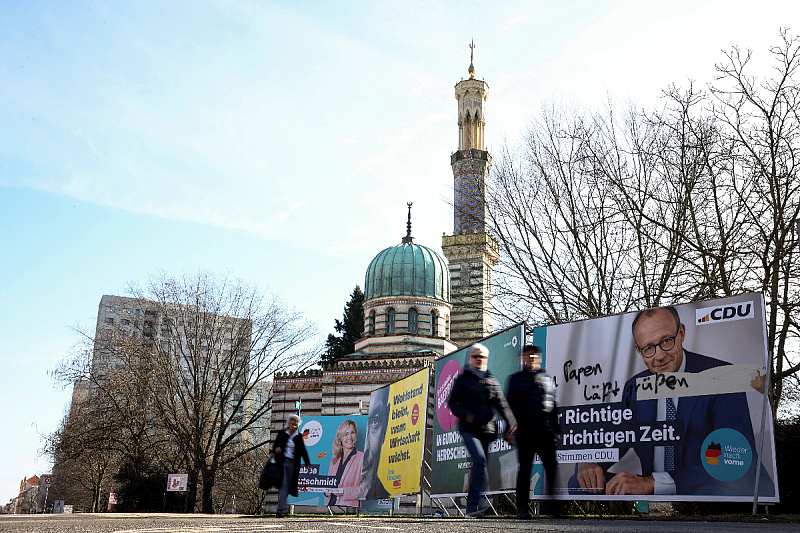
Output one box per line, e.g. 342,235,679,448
402,202,414,244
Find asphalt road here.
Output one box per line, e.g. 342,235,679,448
0,514,796,533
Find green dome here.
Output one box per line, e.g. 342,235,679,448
364,242,450,302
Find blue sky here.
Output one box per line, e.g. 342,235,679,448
0,0,794,505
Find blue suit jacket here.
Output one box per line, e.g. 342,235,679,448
622,350,765,495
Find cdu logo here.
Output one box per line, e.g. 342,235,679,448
696,301,754,325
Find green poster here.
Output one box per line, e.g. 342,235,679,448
430,324,525,497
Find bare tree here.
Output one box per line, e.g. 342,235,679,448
487,30,800,417
212,447,269,515
487,101,675,324
707,29,800,415
43,395,118,512
54,272,320,513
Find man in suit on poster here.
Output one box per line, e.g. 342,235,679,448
573,306,763,496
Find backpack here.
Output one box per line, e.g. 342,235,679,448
259,454,282,490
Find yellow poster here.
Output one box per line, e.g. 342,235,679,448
376,368,429,497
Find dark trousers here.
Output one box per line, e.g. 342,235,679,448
516,430,557,513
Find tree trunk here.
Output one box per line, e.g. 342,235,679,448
186,469,198,513
201,467,216,514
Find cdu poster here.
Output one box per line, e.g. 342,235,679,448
542,293,777,502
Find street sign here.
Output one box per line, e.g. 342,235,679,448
44,476,52,486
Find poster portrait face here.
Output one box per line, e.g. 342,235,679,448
633,307,686,374
365,387,390,457
340,422,356,452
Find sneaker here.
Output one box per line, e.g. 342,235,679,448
466,507,488,519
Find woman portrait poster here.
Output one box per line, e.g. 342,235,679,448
287,415,367,508
325,419,365,507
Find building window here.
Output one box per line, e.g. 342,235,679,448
387,308,395,335
369,310,376,336
431,312,438,337
408,308,418,334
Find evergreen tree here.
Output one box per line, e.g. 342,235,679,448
322,286,365,365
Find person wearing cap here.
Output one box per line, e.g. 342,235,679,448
448,343,517,518
507,344,560,518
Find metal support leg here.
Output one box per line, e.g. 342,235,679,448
431,497,449,516
502,492,517,513
482,495,497,516
449,496,464,516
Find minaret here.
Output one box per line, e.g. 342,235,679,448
442,41,499,347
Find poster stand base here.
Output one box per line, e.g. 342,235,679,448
326,505,358,516
428,497,450,516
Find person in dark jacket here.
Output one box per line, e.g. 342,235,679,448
448,343,517,518
507,344,560,518
272,414,310,517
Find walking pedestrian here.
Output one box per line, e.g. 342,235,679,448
448,343,517,518
507,344,560,518
272,414,311,517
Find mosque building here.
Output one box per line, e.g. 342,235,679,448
270,46,498,477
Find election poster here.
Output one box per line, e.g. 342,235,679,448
359,368,430,499
431,324,525,497
166,473,188,492
544,292,778,502
289,415,366,507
